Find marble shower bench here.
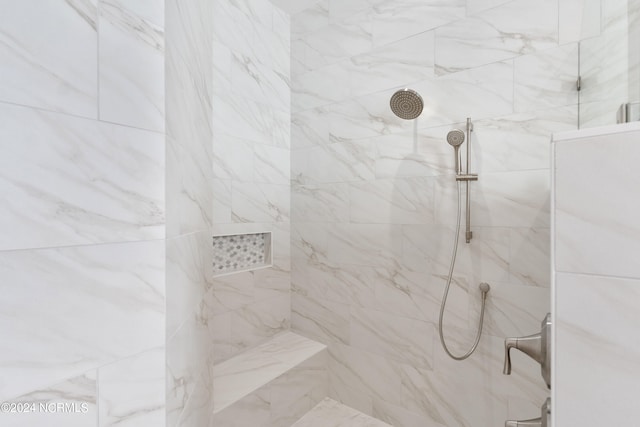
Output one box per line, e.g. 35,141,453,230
211,332,328,427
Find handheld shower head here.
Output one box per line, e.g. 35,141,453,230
446,129,465,174
446,129,465,147
390,88,424,120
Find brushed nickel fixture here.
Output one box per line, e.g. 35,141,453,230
505,398,551,427
438,117,489,361
389,88,424,120
503,313,552,389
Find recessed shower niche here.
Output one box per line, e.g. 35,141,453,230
212,232,272,276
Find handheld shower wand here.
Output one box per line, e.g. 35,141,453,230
446,129,465,175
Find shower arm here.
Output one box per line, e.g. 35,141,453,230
455,118,477,243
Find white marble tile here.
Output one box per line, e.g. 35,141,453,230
292,183,350,223
509,227,551,287
254,145,290,184
410,61,515,127
294,141,376,184
229,50,290,112
370,0,466,48
350,306,435,369
292,398,393,427
348,177,435,224
372,126,453,179
514,44,579,113
0,0,98,117
98,348,165,427
435,0,558,75
328,343,404,409
555,272,640,426
212,179,233,224
327,223,403,269
271,0,323,15
165,0,213,237
176,376,212,427
212,135,255,182
231,182,290,223
99,0,165,131
0,240,164,401
292,63,351,111
435,170,550,228
291,292,351,345
325,90,415,140
472,106,577,174
166,232,212,338
166,314,212,427
0,104,164,251
296,13,372,69
208,272,255,315
466,0,511,16
347,31,435,98
269,353,328,427
469,281,550,339
400,336,513,427
213,91,285,146
292,1,329,36
213,332,326,413
229,295,291,354
3,372,97,427
211,388,270,427
554,129,640,278
559,0,602,44
292,108,330,149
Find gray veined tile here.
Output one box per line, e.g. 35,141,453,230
296,11,372,68
292,0,330,37
558,0,602,44
347,31,435,98
292,397,393,427
0,103,165,250
99,0,165,131
348,177,436,224
0,240,165,402
98,348,165,427
0,0,98,117
472,106,578,174
435,0,558,75
371,0,466,48
3,372,97,427
514,44,579,113
350,306,435,369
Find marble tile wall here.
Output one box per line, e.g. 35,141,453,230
289,0,581,425
552,123,640,426
0,2,166,427
164,0,214,425
210,0,292,363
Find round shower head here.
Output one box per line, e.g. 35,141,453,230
446,129,465,147
390,88,424,120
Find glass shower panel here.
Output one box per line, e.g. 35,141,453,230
578,0,640,128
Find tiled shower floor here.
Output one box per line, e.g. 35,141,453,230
292,398,393,427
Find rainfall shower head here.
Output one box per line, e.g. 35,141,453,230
446,129,465,174
390,88,424,120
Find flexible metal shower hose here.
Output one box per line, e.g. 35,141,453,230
438,181,489,361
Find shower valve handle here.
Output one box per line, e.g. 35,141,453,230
506,398,550,427
503,313,551,389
